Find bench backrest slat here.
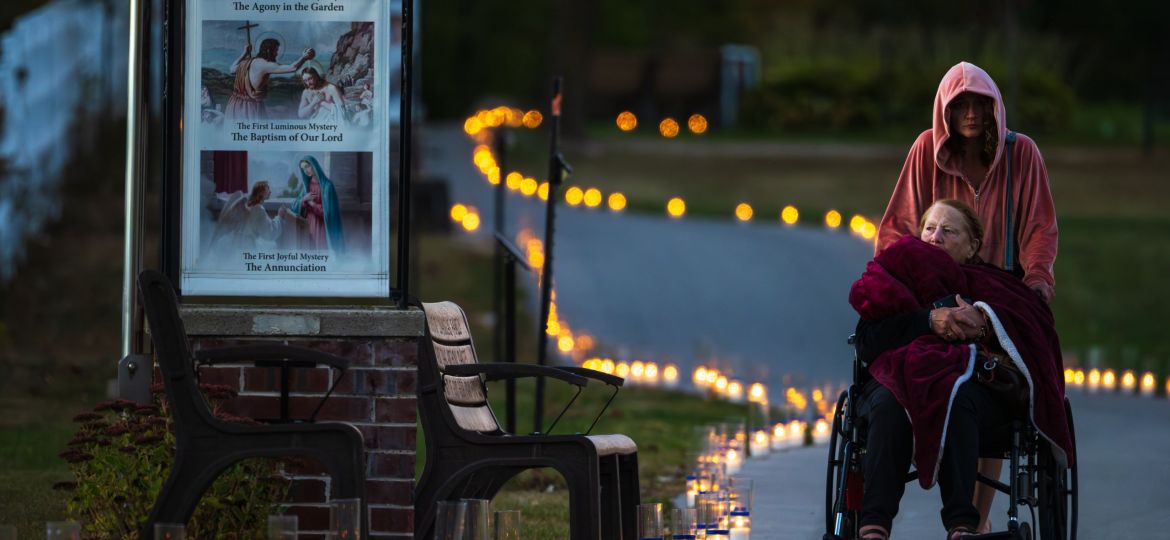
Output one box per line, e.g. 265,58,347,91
421,301,500,433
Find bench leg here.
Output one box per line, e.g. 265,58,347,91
599,455,622,538
618,453,641,540
561,461,603,540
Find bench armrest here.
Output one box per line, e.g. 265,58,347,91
195,345,350,371
445,363,587,387
558,367,624,387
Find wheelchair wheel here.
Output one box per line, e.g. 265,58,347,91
1037,398,1077,540
824,389,860,540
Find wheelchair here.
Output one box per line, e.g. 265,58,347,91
824,336,1078,540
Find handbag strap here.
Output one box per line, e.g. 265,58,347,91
1003,131,1017,272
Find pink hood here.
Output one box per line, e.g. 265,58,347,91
932,62,1009,178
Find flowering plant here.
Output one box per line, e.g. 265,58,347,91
57,384,289,539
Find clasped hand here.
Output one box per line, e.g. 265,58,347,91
930,295,989,342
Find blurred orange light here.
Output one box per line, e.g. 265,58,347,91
576,335,594,351
520,177,538,196
1141,372,1155,393
487,167,501,185
449,203,468,222
631,361,645,377
461,212,480,232
781,205,799,225
608,192,627,211
861,222,877,240
522,110,543,129
749,383,766,402
616,362,631,378
463,117,483,136
558,335,575,353
687,114,708,134
538,182,550,201
694,366,708,385
825,210,842,229
850,215,866,233
659,118,680,138
600,359,615,374
506,108,524,128
505,172,523,191
1103,369,1117,390
616,111,638,131
663,364,679,382
583,188,602,208
667,197,686,218
565,186,584,206
735,203,754,222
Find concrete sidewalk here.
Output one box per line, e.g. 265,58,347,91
736,393,1170,539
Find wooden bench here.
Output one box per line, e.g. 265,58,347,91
136,270,367,539
414,301,640,540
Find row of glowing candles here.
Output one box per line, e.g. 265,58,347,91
678,419,832,539
1065,367,1168,397
461,107,881,240
683,425,757,539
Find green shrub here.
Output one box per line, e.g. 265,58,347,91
56,387,289,539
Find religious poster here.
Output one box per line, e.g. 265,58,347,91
180,0,398,297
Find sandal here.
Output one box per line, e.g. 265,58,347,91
947,525,977,540
859,525,890,539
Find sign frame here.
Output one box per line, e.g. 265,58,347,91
160,0,412,303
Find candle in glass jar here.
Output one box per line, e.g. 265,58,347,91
728,510,750,540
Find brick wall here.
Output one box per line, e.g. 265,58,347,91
179,306,422,539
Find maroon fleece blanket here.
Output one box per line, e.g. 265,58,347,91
849,236,1073,488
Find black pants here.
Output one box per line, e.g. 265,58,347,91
858,377,1011,533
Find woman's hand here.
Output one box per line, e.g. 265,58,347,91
1030,282,1054,304
931,295,988,341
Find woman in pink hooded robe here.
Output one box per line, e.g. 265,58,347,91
866,62,1062,539
876,62,1058,305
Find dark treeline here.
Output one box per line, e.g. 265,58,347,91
421,0,1168,140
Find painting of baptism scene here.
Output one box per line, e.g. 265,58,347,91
197,150,374,269
200,20,377,127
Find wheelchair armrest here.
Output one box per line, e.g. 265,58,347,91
445,363,588,387
195,345,350,371
558,366,624,387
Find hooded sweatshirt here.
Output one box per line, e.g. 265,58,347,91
876,62,1058,292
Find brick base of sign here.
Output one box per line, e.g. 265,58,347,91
178,306,424,539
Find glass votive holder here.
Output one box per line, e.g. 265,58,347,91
671,507,698,539
729,476,754,513
45,522,80,540
696,492,720,533
329,497,362,540
434,500,468,540
637,502,664,540
461,499,490,540
493,510,521,540
267,515,298,540
153,523,185,540
728,510,751,540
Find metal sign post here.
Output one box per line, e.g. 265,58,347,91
534,77,570,435
118,0,151,404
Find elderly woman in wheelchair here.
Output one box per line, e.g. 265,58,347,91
834,199,1075,540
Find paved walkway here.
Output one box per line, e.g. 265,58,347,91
737,392,1170,539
